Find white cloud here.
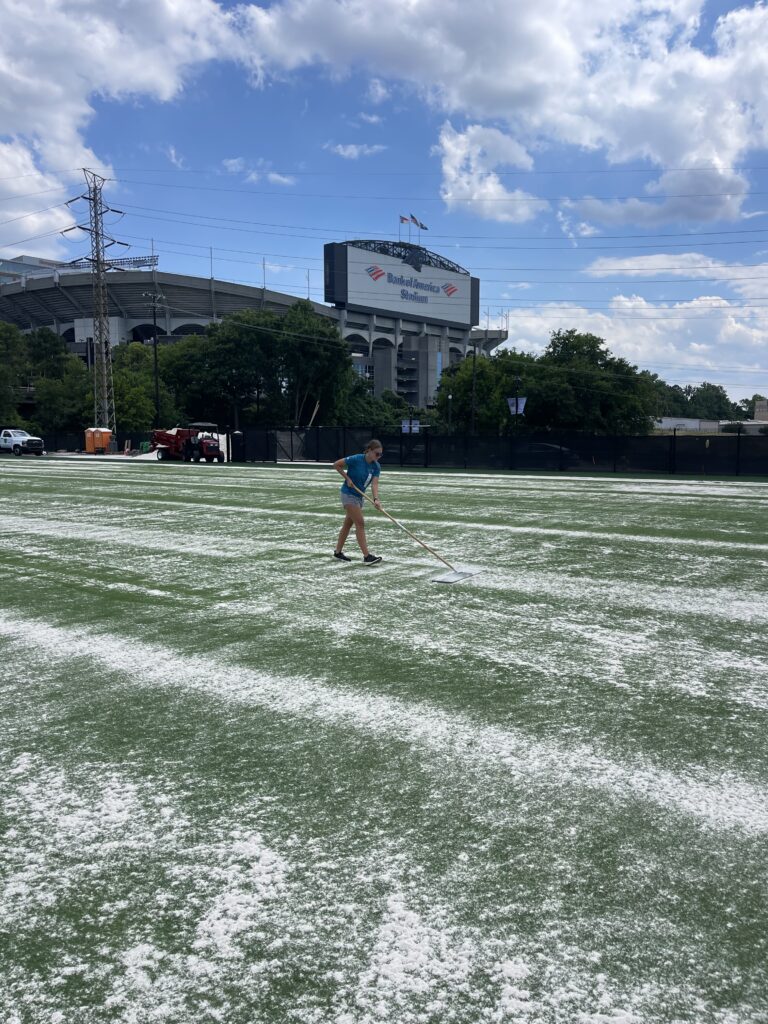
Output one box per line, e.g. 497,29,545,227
563,168,749,227
497,289,768,399
586,253,730,278
266,171,296,186
166,146,186,169
222,158,296,185
359,113,383,125
0,0,241,256
222,157,246,173
0,142,76,258
586,253,768,300
436,123,547,223
323,143,387,160
5,1,768,236
367,79,389,105
238,0,768,223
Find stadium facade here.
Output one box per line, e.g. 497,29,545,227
0,244,505,408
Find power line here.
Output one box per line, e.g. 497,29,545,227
0,203,72,229
118,207,768,251
0,187,69,203
5,162,768,183
112,176,768,204
115,201,768,242
113,233,768,283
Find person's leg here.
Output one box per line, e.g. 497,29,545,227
336,510,354,553
346,503,370,556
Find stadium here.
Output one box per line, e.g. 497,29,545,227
0,242,506,410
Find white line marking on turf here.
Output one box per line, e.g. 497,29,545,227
3,510,768,556
2,615,767,836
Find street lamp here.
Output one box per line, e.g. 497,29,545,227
448,393,452,434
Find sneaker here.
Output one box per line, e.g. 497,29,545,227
333,550,352,562
363,553,382,565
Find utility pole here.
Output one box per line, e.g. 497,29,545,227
64,169,159,446
84,169,116,441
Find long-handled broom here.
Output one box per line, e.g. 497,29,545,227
344,477,482,584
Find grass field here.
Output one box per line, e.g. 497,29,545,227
1,457,767,1024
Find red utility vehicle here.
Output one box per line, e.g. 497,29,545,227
150,422,226,463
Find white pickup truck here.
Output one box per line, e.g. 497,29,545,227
0,428,45,456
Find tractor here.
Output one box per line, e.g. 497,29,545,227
150,422,226,463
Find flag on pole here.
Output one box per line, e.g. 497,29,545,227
399,215,409,223
410,213,419,225
418,220,428,230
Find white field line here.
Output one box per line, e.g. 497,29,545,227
2,615,768,835
3,508,768,556
4,459,768,498
3,512,765,622
3,515,767,626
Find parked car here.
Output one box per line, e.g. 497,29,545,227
0,428,45,456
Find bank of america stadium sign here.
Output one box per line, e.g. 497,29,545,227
325,242,480,328
367,269,443,305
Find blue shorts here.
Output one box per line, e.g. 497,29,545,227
341,492,364,509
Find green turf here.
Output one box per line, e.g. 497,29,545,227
1,458,767,1023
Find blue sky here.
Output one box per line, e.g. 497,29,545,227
2,0,768,401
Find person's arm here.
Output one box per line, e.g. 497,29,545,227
334,457,357,493
371,475,382,508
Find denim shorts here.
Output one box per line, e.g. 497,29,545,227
341,492,364,509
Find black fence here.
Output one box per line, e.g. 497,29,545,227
34,426,768,477
235,427,768,477
42,431,153,453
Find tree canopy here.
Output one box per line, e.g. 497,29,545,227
1,315,760,436
434,330,661,435
161,302,353,428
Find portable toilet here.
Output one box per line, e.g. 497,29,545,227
85,427,112,454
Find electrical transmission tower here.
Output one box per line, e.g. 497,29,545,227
78,169,117,438
66,170,158,444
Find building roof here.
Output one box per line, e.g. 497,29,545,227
342,240,470,276
0,270,334,330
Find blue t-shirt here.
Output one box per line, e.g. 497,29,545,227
340,453,380,496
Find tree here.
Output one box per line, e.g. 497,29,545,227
0,323,27,422
180,303,354,427
334,375,416,431
435,332,658,435
684,382,741,420
159,334,225,424
655,382,690,417
278,301,351,426
739,394,767,420
31,356,91,434
26,327,68,380
206,309,282,428
112,343,177,432
537,330,657,434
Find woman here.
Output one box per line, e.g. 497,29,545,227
333,439,384,564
